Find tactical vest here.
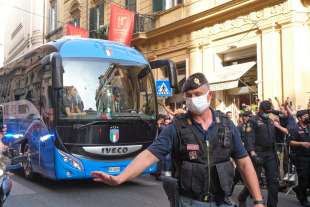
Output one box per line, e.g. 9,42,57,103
172,111,234,202
252,115,276,149
296,124,310,157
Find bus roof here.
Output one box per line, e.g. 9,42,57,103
49,38,148,65
1,38,148,72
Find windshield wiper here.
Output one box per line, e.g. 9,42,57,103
74,121,106,130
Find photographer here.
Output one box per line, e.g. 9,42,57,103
288,110,310,207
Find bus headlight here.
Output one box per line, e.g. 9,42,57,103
58,150,84,172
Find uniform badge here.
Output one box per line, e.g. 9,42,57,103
194,78,200,86
187,144,199,151
189,151,198,160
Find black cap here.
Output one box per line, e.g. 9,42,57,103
259,100,272,112
182,73,208,92
296,110,308,118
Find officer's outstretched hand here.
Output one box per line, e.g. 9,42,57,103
91,171,123,186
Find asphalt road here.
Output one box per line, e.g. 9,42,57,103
5,174,303,207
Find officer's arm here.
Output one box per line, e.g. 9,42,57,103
288,130,310,148
118,149,159,183
273,121,288,135
91,149,159,185
235,157,263,202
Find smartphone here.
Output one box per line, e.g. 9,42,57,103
0,105,3,132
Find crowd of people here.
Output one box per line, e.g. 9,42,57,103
155,94,310,207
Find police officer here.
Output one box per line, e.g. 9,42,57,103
91,73,264,207
289,110,310,207
233,111,256,207
245,101,286,207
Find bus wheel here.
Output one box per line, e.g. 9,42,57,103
22,144,35,180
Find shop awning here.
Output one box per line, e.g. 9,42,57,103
207,61,256,91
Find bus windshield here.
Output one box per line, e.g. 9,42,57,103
60,58,156,120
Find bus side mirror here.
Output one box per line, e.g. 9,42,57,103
150,60,178,93
51,53,63,90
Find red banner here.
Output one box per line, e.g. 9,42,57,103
108,4,135,45
66,24,89,38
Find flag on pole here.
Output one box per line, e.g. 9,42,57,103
108,4,135,45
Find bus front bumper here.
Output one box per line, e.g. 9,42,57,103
55,149,157,180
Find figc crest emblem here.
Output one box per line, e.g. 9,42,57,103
109,126,119,143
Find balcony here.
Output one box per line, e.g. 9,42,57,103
134,13,155,33
132,13,155,43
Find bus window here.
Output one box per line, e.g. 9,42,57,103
61,58,156,120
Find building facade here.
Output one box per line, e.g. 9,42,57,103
131,0,310,117
4,0,45,64
45,0,130,41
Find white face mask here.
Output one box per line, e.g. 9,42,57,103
186,92,210,115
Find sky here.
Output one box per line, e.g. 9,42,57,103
0,1,11,67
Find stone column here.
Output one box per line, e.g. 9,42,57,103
188,45,203,74
279,12,310,109
259,21,283,103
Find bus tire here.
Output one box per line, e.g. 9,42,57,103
22,143,35,180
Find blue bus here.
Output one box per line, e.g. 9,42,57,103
0,37,177,180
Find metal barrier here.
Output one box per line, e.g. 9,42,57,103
275,142,297,195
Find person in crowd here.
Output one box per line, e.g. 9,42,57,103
232,111,255,206
112,87,122,112
164,115,172,126
288,110,310,207
63,86,86,117
237,113,244,126
243,100,287,207
91,73,264,207
160,102,186,117
226,111,233,120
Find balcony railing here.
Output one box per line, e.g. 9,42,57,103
134,13,155,34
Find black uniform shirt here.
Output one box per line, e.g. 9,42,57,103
289,123,310,156
245,115,277,151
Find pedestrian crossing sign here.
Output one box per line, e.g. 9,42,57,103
156,80,172,97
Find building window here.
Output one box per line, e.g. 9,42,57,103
49,0,57,32
89,4,104,38
70,1,81,27
153,0,182,12
126,0,136,12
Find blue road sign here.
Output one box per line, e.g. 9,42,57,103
156,80,172,97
